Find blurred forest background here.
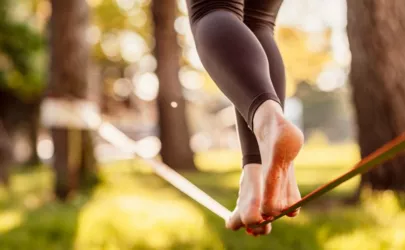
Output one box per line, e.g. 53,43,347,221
0,0,405,249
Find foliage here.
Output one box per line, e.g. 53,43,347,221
0,0,334,101
276,27,332,97
88,1,333,100
0,0,45,100
89,0,152,64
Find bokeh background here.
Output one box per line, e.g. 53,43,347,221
1,0,405,249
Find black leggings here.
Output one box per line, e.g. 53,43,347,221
186,0,285,165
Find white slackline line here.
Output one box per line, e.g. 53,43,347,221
41,99,232,220
97,122,232,221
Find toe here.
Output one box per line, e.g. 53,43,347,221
248,223,272,236
260,194,286,219
263,223,272,235
287,209,300,217
226,208,244,231
240,204,264,228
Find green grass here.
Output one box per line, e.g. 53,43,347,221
1,144,405,250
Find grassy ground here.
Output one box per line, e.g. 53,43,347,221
1,143,405,250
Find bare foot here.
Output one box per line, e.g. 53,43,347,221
253,100,304,218
226,164,271,236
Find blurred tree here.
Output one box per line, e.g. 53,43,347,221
295,81,350,142
0,0,44,98
152,0,196,171
48,0,98,200
88,0,153,114
347,0,405,191
0,0,44,170
0,121,11,185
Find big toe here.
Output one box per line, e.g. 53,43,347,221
226,208,244,231
247,223,272,236
261,199,286,218
240,204,264,228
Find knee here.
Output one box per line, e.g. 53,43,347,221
188,0,244,26
243,0,283,32
243,8,277,32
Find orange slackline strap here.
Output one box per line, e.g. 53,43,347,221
254,132,405,227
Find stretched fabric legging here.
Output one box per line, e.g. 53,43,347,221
186,0,286,166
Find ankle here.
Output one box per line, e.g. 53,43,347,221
243,163,261,169
242,163,261,179
252,100,283,138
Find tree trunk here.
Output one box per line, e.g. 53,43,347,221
48,0,98,199
78,130,98,191
347,0,405,191
25,101,41,166
152,0,196,171
0,90,13,185
0,120,11,186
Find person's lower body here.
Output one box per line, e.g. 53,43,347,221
186,0,304,236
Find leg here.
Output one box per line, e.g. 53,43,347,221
236,109,261,166
186,0,275,235
244,0,285,104
230,110,267,236
243,0,303,218
186,0,303,234
228,0,301,235
235,0,287,167
186,0,280,128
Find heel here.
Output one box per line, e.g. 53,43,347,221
273,122,304,165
